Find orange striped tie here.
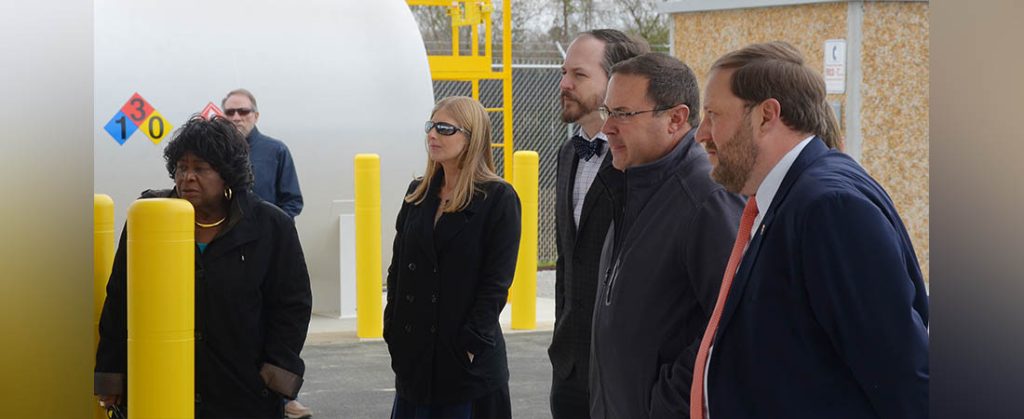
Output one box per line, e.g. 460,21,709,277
690,196,759,419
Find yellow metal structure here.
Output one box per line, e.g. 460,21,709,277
93,194,115,419
511,151,538,330
355,154,384,338
127,198,194,418
407,0,514,179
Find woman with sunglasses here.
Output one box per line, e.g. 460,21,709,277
384,96,521,419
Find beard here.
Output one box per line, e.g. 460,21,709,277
560,91,602,123
710,119,758,194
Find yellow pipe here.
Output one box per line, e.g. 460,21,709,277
484,4,492,60
471,18,479,57
450,3,460,57
127,198,194,418
511,151,538,330
502,0,513,180
355,154,384,338
93,194,115,419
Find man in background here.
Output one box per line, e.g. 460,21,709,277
222,88,303,218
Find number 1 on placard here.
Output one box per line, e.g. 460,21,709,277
116,115,127,140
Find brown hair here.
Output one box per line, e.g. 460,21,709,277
580,29,651,77
711,41,840,148
405,96,503,212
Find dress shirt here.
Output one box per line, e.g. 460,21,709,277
703,135,815,418
572,129,609,228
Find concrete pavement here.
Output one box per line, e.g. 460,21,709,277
296,270,558,418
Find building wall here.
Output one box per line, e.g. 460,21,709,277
859,2,929,280
671,2,930,280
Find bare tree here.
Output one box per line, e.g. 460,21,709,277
610,0,670,46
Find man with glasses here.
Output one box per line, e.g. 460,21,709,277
588,53,743,418
550,29,648,419
222,89,304,218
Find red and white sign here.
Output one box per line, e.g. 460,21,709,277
824,39,846,94
201,102,224,120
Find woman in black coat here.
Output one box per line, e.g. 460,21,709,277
385,96,522,418
94,116,312,418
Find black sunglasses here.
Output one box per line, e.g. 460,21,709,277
424,121,470,136
224,108,254,117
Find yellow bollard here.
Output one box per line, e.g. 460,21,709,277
93,195,115,342
355,154,383,338
93,194,115,419
127,198,194,418
511,151,538,330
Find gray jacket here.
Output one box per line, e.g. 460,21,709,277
590,129,744,418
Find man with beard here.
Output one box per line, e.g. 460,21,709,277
549,29,648,419
690,41,929,419
589,53,744,418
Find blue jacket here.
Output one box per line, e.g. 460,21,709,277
247,127,303,217
706,138,929,418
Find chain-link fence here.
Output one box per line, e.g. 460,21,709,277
433,64,566,265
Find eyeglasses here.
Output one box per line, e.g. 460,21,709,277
598,104,682,122
224,108,254,117
174,164,216,179
424,121,471,136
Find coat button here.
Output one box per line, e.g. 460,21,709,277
431,294,438,303
405,294,415,302
433,266,437,273
195,393,202,403
195,331,203,341
430,325,436,334
408,263,416,271
261,389,269,397
404,324,412,333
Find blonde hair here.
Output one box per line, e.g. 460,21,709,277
406,96,503,212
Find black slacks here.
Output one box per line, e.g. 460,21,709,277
550,366,591,419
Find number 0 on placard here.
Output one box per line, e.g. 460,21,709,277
143,111,172,145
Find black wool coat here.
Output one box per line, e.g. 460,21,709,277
95,188,312,418
384,175,522,405
549,140,617,389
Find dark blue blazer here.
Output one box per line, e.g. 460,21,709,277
706,138,929,418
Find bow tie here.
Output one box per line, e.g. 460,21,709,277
572,135,605,162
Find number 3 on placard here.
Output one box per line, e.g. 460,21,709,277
148,115,165,140
129,98,146,122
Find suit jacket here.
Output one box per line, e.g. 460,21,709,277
707,138,929,418
549,139,616,384
384,174,522,405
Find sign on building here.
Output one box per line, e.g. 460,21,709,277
824,39,846,94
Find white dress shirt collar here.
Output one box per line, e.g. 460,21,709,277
751,135,815,237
